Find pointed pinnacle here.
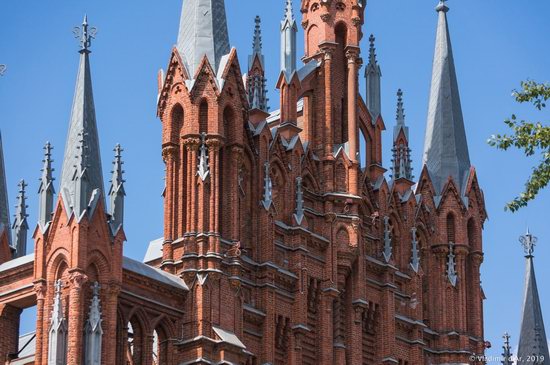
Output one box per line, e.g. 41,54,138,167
284,0,294,21
14,180,29,223
253,16,262,55
368,34,377,64
396,89,405,126
110,144,125,186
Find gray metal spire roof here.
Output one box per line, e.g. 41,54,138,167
176,0,231,78
280,0,297,78
59,17,104,219
12,180,29,258
0,131,11,246
422,1,471,195
517,230,550,364
365,34,382,121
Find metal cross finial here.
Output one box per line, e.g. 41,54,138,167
73,15,97,53
519,228,537,257
0,65,6,76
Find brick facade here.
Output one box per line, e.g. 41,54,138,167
0,1,487,364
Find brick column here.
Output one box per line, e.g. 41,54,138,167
102,283,120,364
319,288,338,365
33,280,47,365
162,145,178,245
321,46,334,157
0,304,22,361
230,146,243,241
346,49,358,164
67,271,88,365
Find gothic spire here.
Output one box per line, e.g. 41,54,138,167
280,0,297,77
176,0,231,78
108,144,125,235
59,16,104,220
38,142,55,230
365,34,382,121
517,230,550,364
247,16,269,113
12,180,29,258
391,90,413,181
0,131,11,246
422,1,471,195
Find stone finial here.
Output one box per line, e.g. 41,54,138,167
197,133,210,181
38,142,55,231
410,227,420,273
261,161,273,211
12,180,29,258
108,144,125,234
447,242,458,287
293,177,304,225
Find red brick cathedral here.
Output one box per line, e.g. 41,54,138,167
0,0,488,364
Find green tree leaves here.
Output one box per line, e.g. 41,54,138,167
488,81,550,212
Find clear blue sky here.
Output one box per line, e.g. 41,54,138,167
1,0,549,359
